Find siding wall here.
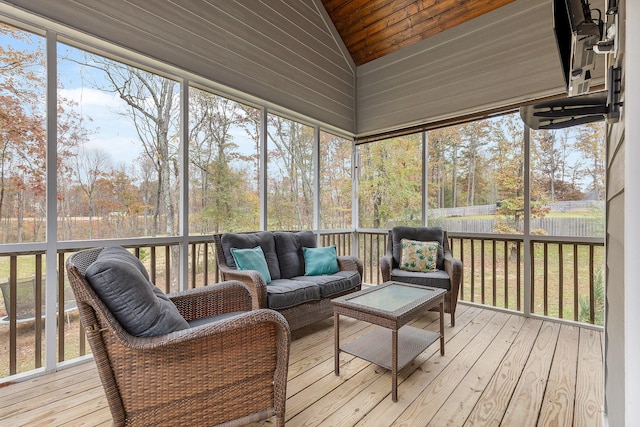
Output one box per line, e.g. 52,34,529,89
355,0,606,136
608,0,640,424
605,0,627,425
1,0,356,133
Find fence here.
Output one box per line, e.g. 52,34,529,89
431,204,497,217
431,200,604,219
440,217,603,237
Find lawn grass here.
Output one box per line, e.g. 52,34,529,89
451,239,605,325
0,255,47,284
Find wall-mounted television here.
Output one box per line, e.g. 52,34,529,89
553,0,602,96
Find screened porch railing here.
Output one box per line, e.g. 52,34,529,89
356,230,604,324
0,230,604,379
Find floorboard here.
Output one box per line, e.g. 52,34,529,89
463,317,544,426
426,314,527,427
536,324,579,427
574,328,604,427
501,321,561,426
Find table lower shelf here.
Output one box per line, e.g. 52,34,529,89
340,325,440,371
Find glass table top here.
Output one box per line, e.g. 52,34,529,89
347,283,438,312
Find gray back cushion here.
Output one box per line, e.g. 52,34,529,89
220,231,281,280
392,226,445,270
274,231,316,279
85,246,189,337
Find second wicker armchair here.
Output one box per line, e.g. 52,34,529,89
380,226,463,326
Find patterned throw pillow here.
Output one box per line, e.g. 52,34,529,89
399,239,439,272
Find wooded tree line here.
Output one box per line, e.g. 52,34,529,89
1,24,604,245
358,114,604,231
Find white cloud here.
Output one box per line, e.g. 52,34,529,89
85,134,141,166
58,87,120,109
57,88,142,164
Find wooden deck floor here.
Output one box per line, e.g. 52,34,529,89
0,304,604,426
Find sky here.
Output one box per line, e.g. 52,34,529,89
57,43,156,167
58,85,141,167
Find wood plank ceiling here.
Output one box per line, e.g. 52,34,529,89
321,0,516,66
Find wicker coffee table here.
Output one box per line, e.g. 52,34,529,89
332,281,445,401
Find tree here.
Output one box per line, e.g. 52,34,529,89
56,94,94,240
491,115,549,234
532,129,563,201
458,121,490,206
73,146,111,239
0,24,46,242
72,53,180,283
358,134,422,228
137,155,158,237
77,54,180,238
189,90,258,234
491,116,523,228
319,132,352,229
575,122,605,200
429,127,456,210
266,115,314,230
1,24,93,243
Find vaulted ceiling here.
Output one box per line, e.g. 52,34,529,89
321,0,516,66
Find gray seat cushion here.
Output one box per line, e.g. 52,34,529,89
274,231,316,279
266,278,321,310
292,270,361,298
392,226,446,270
187,311,245,328
85,246,189,337
390,268,451,291
221,231,281,280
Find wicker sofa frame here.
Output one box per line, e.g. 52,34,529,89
66,247,290,427
214,232,363,331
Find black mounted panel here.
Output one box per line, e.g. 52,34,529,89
520,66,622,130
520,91,607,130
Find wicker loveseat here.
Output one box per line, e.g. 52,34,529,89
66,246,290,427
214,230,363,331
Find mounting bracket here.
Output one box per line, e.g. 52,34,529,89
520,67,622,130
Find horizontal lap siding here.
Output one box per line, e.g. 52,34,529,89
356,0,606,135
604,0,626,422
6,0,355,132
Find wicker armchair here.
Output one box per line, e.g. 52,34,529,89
66,247,290,427
380,226,463,326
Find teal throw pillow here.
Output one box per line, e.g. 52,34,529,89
230,246,272,284
303,245,340,276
